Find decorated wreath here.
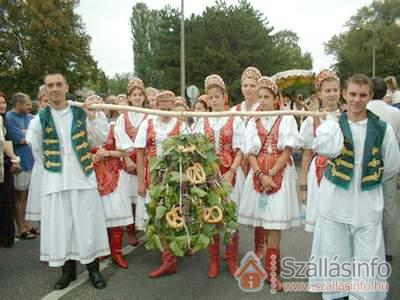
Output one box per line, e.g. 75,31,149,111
144,133,238,257
271,69,315,97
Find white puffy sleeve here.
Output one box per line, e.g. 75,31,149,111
26,115,43,164
114,114,134,151
299,116,314,150
232,117,245,150
381,123,400,181
86,111,109,147
242,118,261,156
312,114,344,158
133,120,148,149
277,115,301,150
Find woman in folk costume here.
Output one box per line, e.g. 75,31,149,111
135,91,184,278
298,70,341,232
309,74,400,300
231,66,266,259
238,76,301,291
114,77,148,245
193,74,244,278
26,87,51,223
173,96,192,133
92,105,135,269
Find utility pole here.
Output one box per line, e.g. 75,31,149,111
180,0,185,97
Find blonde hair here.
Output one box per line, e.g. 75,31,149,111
384,76,398,91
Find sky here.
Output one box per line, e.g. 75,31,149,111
76,0,374,77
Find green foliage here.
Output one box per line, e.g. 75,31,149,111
0,0,105,97
325,0,400,80
130,0,312,104
145,134,237,256
106,72,134,95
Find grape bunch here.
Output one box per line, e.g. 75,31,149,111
181,194,191,219
207,176,218,190
192,151,202,163
181,181,189,194
157,170,165,184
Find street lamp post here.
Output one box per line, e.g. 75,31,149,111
180,0,185,97
356,26,376,77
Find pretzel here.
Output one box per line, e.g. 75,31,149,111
166,207,184,229
203,205,223,224
186,163,206,184
177,144,196,153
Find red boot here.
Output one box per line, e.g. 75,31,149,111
225,232,239,276
208,235,220,278
254,227,265,259
148,248,177,278
126,224,139,246
110,227,129,269
265,248,283,292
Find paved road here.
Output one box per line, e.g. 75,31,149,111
1,216,399,300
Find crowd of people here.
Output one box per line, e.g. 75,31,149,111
0,68,400,300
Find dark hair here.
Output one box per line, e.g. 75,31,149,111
372,77,387,100
12,92,30,107
0,92,7,101
343,74,373,94
30,100,40,115
193,99,209,111
43,71,66,83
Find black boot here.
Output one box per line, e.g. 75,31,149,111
54,260,77,290
86,259,106,289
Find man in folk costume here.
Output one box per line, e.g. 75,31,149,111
135,91,183,278
26,72,110,289
193,74,244,278
238,76,301,291
115,77,148,245
231,66,266,259
92,95,136,269
298,70,341,232
309,74,400,300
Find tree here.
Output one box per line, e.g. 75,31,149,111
107,72,133,95
130,0,313,103
325,0,400,80
0,0,104,97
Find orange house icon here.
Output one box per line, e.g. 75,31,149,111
235,251,267,292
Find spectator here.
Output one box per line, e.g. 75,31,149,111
38,85,50,110
6,92,36,239
30,100,40,116
304,92,320,111
0,92,21,247
367,77,400,262
384,76,400,107
281,94,293,110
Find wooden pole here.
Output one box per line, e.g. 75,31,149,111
69,101,331,118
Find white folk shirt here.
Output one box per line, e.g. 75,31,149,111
312,114,400,226
134,117,182,157
114,112,146,151
192,116,244,153
242,116,301,156
367,100,400,144
230,101,259,124
26,106,109,195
